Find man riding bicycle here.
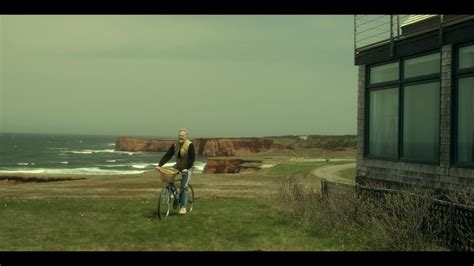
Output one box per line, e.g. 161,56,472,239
155,128,195,215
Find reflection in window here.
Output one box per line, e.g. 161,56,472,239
457,77,474,163
459,45,474,70
370,62,399,84
368,88,399,158
402,82,440,161
404,53,440,79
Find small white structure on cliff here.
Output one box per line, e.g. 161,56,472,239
299,135,308,141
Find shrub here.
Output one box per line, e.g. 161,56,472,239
274,177,450,250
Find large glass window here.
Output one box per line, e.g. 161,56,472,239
459,45,474,69
370,62,399,84
456,77,474,164
366,52,440,163
402,82,440,161
404,53,440,79
368,88,399,158
455,44,474,166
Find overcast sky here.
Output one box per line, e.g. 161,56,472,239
0,15,357,138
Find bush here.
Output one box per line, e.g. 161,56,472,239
443,187,474,250
274,177,449,251
357,185,446,250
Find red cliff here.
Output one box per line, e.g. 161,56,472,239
115,138,175,152
115,137,285,156
202,159,262,174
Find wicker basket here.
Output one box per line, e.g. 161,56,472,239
159,167,179,183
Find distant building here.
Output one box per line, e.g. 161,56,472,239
354,15,474,193
299,135,308,141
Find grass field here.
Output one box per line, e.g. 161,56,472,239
335,167,356,181
0,152,363,251
0,197,368,251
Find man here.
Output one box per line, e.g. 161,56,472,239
155,128,195,215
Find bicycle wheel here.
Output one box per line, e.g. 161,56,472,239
157,187,172,220
185,184,195,214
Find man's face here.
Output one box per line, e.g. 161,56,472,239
178,131,186,144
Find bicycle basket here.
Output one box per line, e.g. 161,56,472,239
159,167,179,183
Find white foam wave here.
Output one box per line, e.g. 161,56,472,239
100,164,129,168
61,149,143,155
60,161,69,164
16,162,36,166
107,143,116,146
0,167,145,175
106,160,117,163
66,149,115,154
117,151,143,155
131,164,152,169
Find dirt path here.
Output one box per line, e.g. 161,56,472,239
310,162,356,184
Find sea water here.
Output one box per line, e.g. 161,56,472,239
0,133,207,175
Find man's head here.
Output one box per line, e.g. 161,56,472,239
178,128,188,144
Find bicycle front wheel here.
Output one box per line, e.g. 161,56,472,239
158,187,172,220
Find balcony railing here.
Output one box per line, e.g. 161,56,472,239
354,15,474,55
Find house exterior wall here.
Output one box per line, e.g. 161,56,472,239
356,44,474,192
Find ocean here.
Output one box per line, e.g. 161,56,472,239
0,133,207,175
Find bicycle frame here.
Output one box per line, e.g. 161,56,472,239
157,174,195,220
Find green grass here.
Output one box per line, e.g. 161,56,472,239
0,197,367,251
336,167,356,181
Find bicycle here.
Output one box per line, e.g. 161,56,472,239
157,171,195,220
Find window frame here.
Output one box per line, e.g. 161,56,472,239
365,59,401,160
365,86,400,160
452,41,474,168
365,49,441,164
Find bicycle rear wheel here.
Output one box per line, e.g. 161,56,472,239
158,187,172,220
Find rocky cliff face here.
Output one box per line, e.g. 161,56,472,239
115,138,175,152
115,137,285,156
194,138,283,157
202,159,262,174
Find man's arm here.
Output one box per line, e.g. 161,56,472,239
186,143,195,169
158,144,175,167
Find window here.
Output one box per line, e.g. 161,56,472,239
455,43,474,166
370,62,399,84
366,51,440,163
402,82,440,161
368,88,399,158
459,45,474,70
457,77,474,164
404,53,440,79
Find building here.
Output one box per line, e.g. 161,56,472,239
299,135,308,141
354,15,474,194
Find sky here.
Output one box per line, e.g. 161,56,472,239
0,15,357,138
